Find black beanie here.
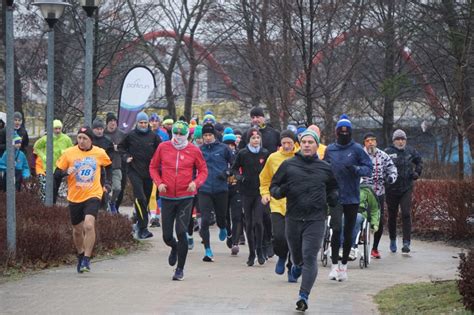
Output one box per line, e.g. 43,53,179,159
77,126,94,140
280,129,297,143
363,131,376,141
215,123,225,133
250,107,265,117
202,123,215,135
106,112,117,124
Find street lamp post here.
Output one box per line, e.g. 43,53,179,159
80,0,100,127
5,0,16,255
32,0,70,206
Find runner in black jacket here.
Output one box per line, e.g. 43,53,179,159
119,112,161,239
232,127,269,266
270,129,338,312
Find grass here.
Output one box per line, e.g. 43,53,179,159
374,280,470,315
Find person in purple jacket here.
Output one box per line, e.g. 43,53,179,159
323,114,372,282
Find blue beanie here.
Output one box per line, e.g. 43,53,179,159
136,112,149,122
336,114,352,130
224,127,233,135
296,126,306,135
223,133,237,144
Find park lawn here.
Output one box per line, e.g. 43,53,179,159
374,280,470,315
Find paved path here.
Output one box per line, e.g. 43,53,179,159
0,210,464,314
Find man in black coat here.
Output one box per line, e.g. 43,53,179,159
239,107,280,154
385,129,423,254
270,129,338,312
119,112,161,239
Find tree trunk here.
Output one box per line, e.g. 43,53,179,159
458,132,464,180
164,71,176,120
382,2,395,148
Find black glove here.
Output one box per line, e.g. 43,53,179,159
345,165,357,174
412,173,419,180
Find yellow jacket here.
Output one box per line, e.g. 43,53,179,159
318,143,327,160
259,145,299,215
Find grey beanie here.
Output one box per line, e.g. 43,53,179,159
13,112,22,120
392,129,407,141
92,118,105,129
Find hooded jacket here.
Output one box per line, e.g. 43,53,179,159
232,146,269,196
385,144,422,194
149,141,208,199
119,127,161,179
324,140,373,204
361,148,398,196
0,147,30,179
259,145,298,215
199,141,233,194
33,132,73,174
270,151,338,221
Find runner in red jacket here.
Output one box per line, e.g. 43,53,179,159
149,121,208,281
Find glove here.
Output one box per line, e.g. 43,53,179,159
104,183,112,193
217,170,231,181
387,175,396,184
412,173,419,180
372,225,379,233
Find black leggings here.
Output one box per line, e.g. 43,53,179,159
161,198,193,269
199,191,228,249
387,189,413,242
226,186,243,246
272,212,292,270
187,194,199,236
330,203,359,265
242,194,264,255
372,194,385,250
128,168,153,230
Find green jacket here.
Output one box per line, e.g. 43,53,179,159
359,185,380,230
33,133,73,172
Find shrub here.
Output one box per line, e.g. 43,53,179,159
0,191,135,269
458,249,474,311
412,179,474,240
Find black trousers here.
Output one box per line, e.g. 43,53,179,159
372,194,385,250
128,168,152,230
242,194,264,255
115,164,128,210
226,186,243,246
199,191,228,249
272,212,292,270
387,188,413,242
161,198,193,269
330,203,359,265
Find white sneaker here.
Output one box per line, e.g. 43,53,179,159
328,264,338,280
337,263,348,282
349,247,359,260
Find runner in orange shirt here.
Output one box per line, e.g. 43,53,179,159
55,126,112,273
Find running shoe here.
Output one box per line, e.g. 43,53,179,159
275,256,286,275
139,229,154,239
288,270,297,283
296,293,308,312
371,249,381,259
149,218,161,228
109,202,118,214
390,239,397,253
402,241,411,254
337,263,348,282
226,235,233,249
239,234,246,245
328,264,338,281
76,252,84,274
80,256,91,273
172,268,184,281
219,228,227,241
247,253,256,266
168,247,178,266
203,247,214,262
291,265,302,281
256,248,266,265
231,245,239,256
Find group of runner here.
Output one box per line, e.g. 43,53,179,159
0,107,423,312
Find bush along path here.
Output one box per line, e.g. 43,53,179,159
0,209,466,314
0,192,136,275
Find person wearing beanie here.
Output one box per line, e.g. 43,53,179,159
104,112,127,212
149,113,169,142
307,124,327,159
259,129,300,282
239,107,280,155
214,123,225,142
232,127,270,266
162,116,174,140
202,114,216,126
222,132,237,146
385,129,422,254
198,121,233,261
0,111,29,157
323,114,372,282
33,119,73,203
0,133,30,192
270,129,338,312
54,125,112,273
150,121,208,281
193,125,204,146
359,132,398,259
233,129,243,147
119,113,161,239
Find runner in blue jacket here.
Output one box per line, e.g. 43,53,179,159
324,114,372,282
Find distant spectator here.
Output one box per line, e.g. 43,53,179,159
0,111,29,156
0,134,30,192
